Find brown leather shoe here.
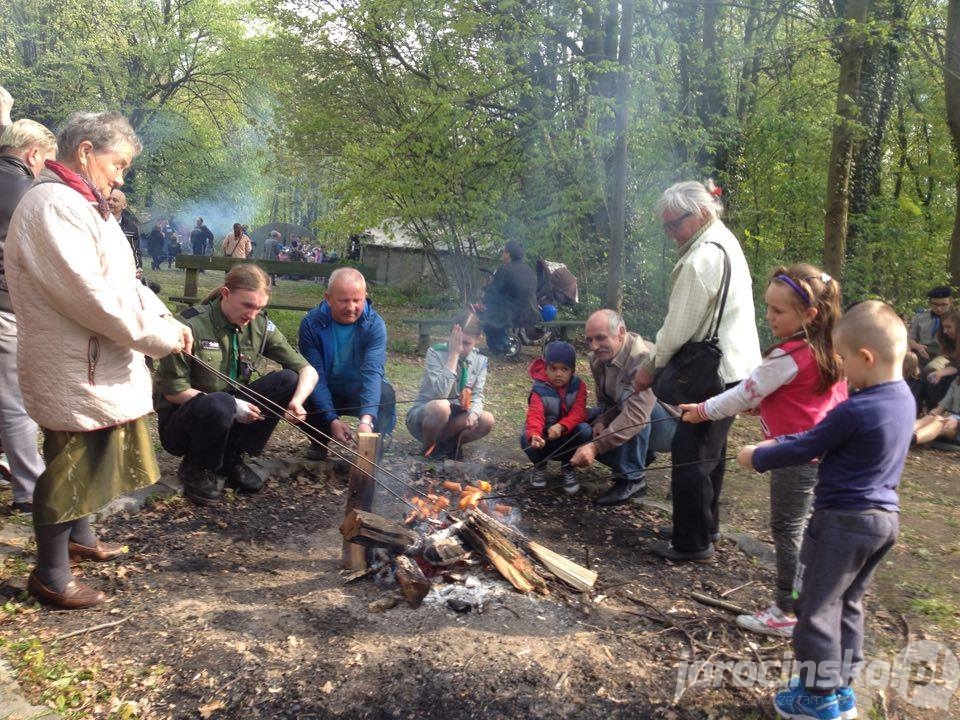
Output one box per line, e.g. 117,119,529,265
68,540,127,563
28,571,106,609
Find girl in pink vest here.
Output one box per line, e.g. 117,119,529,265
679,263,846,638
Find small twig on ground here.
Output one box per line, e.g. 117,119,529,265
53,616,129,642
719,580,754,598
689,591,750,615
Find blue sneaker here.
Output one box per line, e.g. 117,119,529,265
836,686,857,720
774,685,839,719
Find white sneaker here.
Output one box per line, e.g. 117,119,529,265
561,466,579,495
0,453,10,488
530,467,547,488
736,605,796,638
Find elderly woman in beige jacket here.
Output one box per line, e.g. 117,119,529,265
7,111,191,609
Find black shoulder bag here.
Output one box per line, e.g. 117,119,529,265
651,242,731,406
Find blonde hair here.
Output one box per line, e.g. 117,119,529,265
0,119,56,154
203,263,271,304
835,301,907,365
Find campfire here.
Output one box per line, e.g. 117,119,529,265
337,433,597,609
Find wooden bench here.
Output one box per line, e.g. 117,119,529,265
170,255,373,311
401,317,456,352
400,317,585,353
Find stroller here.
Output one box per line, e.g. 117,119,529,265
504,259,579,359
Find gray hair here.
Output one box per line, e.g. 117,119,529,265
0,119,57,155
595,308,625,335
328,266,366,292
56,111,142,161
654,181,722,222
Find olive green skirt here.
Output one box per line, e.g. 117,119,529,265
34,417,160,526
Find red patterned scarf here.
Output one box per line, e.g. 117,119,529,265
44,160,111,220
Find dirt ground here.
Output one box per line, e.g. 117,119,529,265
1,348,958,720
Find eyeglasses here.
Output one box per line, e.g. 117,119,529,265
662,212,693,233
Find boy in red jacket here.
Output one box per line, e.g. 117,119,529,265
522,341,592,494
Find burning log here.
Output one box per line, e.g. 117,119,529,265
460,509,548,594
394,555,431,608
342,432,381,571
340,509,420,552
463,509,596,592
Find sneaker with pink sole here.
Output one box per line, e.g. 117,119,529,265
737,605,797,638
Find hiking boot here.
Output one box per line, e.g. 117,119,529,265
736,605,796,638
594,477,646,506
222,457,264,494
561,465,579,495
530,466,547,488
774,685,839,719
178,461,223,506
650,540,716,563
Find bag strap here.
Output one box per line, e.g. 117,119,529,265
704,242,731,343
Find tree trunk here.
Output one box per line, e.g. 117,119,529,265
947,0,960,285
823,0,871,280
604,0,634,311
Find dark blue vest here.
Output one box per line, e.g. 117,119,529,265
530,376,581,428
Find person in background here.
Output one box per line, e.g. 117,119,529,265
222,222,252,258
521,341,590,495
633,180,761,563
737,301,914,720
190,217,214,257
479,240,539,355
0,114,57,515
299,268,396,460
147,220,166,271
406,313,494,459
7,110,191,609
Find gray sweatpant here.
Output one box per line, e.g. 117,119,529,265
793,507,899,691
770,463,817,613
0,310,43,504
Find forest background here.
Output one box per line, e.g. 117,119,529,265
2,0,960,336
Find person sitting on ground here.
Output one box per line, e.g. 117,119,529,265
406,313,495,459
521,341,590,495
737,300,914,720
222,222,252,258
569,309,678,506
918,307,960,412
299,267,396,460
0,113,58,515
913,374,960,447
155,264,318,506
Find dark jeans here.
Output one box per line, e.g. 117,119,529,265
483,323,508,354
521,423,592,467
308,381,397,451
793,508,898,691
588,402,677,481
670,384,737,552
158,370,298,471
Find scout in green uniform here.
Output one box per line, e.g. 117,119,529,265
155,264,318,505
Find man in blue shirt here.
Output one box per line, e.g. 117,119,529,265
299,268,396,460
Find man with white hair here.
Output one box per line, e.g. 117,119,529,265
0,106,58,513
633,180,760,563
299,267,396,459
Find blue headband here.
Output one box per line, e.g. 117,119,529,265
775,274,811,306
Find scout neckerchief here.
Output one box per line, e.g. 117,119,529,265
457,355,472,408
229,327,240,380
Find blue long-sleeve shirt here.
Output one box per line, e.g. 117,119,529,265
299,299,387,423
752,380,915,512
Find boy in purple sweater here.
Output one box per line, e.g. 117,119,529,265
738,301,915,720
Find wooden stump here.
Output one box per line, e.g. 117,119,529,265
342,432,381,570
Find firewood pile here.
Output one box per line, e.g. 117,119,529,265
339,496,597,608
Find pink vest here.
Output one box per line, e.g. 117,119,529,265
759,339,848,439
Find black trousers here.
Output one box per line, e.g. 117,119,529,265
158,370,298,471
670,387,737,553
308,381,396,449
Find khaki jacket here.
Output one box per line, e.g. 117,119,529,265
590,332,658,455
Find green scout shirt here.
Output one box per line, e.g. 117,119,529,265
155,298,308,411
